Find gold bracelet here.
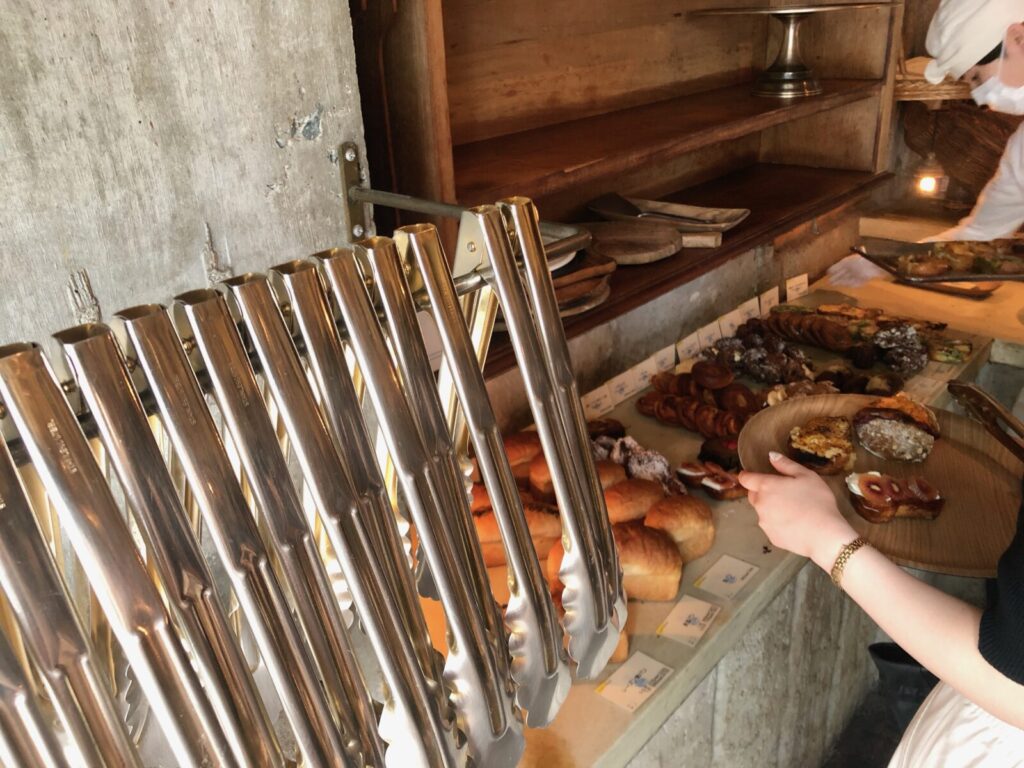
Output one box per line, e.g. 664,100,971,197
830,537,869,588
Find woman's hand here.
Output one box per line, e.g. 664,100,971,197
738,452,858,570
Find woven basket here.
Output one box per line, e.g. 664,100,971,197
895,77,972,102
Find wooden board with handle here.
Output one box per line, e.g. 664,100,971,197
738,394,1021,578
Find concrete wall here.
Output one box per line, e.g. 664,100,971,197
0,1,366,354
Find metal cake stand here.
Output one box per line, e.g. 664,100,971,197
692,3,896,98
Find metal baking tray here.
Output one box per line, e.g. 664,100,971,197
854,237,1024,284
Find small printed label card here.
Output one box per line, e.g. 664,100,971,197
608,368,644,404
582,384,614,419
696,321,724,351
759,287,780,317
657,596,722,647
785,273,809,301
596,652,673,712
718,308,746,338
693,555,760,600
676,332,701,362
653,344,677,373
635,355,661,388
738,297,761,323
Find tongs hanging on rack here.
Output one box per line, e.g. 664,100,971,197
0,343,237,767
0,437,138,768
220,271,466,768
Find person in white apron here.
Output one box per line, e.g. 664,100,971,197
829,0,1024,287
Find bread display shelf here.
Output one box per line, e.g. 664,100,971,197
453,79,882,204
484,165,890,379
454,290,992,768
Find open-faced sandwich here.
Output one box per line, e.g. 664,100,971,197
787,416,856,475
853,393,939,463
846,471,945,524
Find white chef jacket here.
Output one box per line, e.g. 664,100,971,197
935,123,1024,241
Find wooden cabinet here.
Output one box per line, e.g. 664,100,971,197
351,0,903,373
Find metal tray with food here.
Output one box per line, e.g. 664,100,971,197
854,236,1024,283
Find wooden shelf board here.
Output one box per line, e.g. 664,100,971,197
454,79,882,204
483,163,892,378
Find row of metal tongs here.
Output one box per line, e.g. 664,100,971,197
0,198,626,768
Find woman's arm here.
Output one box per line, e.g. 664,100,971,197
740,452,1024,729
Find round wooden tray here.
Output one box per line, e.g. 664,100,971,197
738,394,1021,578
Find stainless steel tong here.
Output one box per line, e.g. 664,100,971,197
54,323,283,768
394,224,571,726
321,242,525,768
114,304,355,768
0,423,140,768
473,201,625,678
171,288,385,768
0,616,69,768
222,270,466,768
0,342,236,768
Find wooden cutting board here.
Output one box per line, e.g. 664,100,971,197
583,221,684,265
738,394,1021,578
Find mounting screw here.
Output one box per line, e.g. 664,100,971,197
344,147,357,162
0,401,6,420
467,242,477,253
352,224,365,239
181,337,197,355
61,380,77,395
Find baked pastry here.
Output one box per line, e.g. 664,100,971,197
588,418,627,440
700,462,747,501
596,459,627,490
927,338,972,364
698,436,740,472
475,500,562,566
604,478,667,523
874,324,928,376
548,523,682,601
864,373,904,397
644,495,715,563
528,452,555,502
853,394,939,463
470,483,491,513
676,462,709,487
788,416,856,475
846,472,945,524
691,361,735,390
505,431,544,487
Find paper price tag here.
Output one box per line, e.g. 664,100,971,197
635,356,661,389
582,385,614,419
738,298,760,323
759,287,780,317
608,368,644,404
785,273,809,301
718,309,745,338
693,555,759,600
596,652,673,712
676,333,701,362
657,596,721,647
653,344,677,373
696,321,723,351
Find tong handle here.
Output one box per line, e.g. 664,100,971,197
947,381,1024,464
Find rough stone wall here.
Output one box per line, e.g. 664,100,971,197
0,1,366,353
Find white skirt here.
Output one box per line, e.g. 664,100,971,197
889,681,1024,768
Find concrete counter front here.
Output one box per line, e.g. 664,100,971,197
495,284,999,768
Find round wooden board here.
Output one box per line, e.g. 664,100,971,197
583,221,684,265
737,394,1021,578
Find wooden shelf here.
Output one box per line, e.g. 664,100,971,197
454,79,883,204
483,163,891,378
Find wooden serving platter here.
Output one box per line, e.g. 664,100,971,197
737,394,1021,578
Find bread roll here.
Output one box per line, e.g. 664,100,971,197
546,522,681,601
644,495,715,563
481,537,559,568
504,430,544,464
604,478,666,523
470,483,491,513
596,459,627,490
474,502,561,566
529,452,555,502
